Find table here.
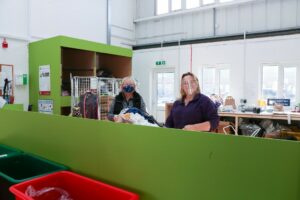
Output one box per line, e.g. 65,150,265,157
219,111,300,135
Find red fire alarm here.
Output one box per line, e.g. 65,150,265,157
2,38,8,49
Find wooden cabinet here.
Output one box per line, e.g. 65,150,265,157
29,36,132,115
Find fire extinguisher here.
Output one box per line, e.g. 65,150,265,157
2,38,8,48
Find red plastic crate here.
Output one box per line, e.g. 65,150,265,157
10,171,139,200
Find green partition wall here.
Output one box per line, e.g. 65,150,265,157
0,110,299,200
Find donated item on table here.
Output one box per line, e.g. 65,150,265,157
224,96,236,109
220,96,236,112
259,119,275,134
10,171,139,200
210,94,223,109
273,103,284,112
118,107,161,127
78,91,99,119
239,123,263,137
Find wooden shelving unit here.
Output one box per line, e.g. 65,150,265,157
29,35,132,115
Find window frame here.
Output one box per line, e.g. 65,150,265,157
156,0,237,15
260,64,299,105
200,65,231,98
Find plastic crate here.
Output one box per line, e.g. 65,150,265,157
0,144,22,159
10,171,139,200
0,153,67,200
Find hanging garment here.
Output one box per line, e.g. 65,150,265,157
78,91,99,119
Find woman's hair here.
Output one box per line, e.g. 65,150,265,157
121,77,136,87
180,72,201,100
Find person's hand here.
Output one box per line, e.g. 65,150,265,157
113,115,123,122
183,124,196,131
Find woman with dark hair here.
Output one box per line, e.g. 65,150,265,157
165,72,219,131
107,77,146,122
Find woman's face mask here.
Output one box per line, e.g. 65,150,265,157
123,84,135,93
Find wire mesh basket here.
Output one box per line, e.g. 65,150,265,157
71,76,122,120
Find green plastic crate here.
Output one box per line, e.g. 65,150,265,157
0,153,68,200
0,144,22,159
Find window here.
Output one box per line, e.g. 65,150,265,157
157,0,169,15
219,0,234,3
262,65,279,99
171,0,181,11
219,69,230,98
186,0,200,9
202,68,216,95
283,67,296,102
261,65,297,104
156,0,239,15
202,0,215,5
201,66,230,99
156,72,175,106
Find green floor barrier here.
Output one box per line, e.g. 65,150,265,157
0,110,299,200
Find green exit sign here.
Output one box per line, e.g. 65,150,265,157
155,60,166,66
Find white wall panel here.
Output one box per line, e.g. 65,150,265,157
172,16,183,40
0,0,28,37
163,18,175,38
266,0,281,30
281,0,298,28
0,40,29,110
298,0,300,26
30,0,107,43
111,0,136,47
226,6,240,34
136,0,300,45
133,35,300,116
216,8,227,35
136,0,155,18
252,1,267,32
238,4,252,32
203,10,214,36
183,15,194,39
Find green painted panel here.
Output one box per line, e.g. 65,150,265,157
59,36,132,57
0,110,299,200
29,38,61,114
29,36,132,115
2,104,24,111
61,96,71,107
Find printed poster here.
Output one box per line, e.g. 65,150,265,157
39,65,51,95
38,99,53,114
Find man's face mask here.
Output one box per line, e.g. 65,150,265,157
123,85,135,93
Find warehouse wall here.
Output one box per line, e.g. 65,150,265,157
135,0,300,45
0,0,135,109
111,0,136,48
133,34,300,119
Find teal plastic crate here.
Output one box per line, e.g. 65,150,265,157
0,144,22,159
0,153,68,200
